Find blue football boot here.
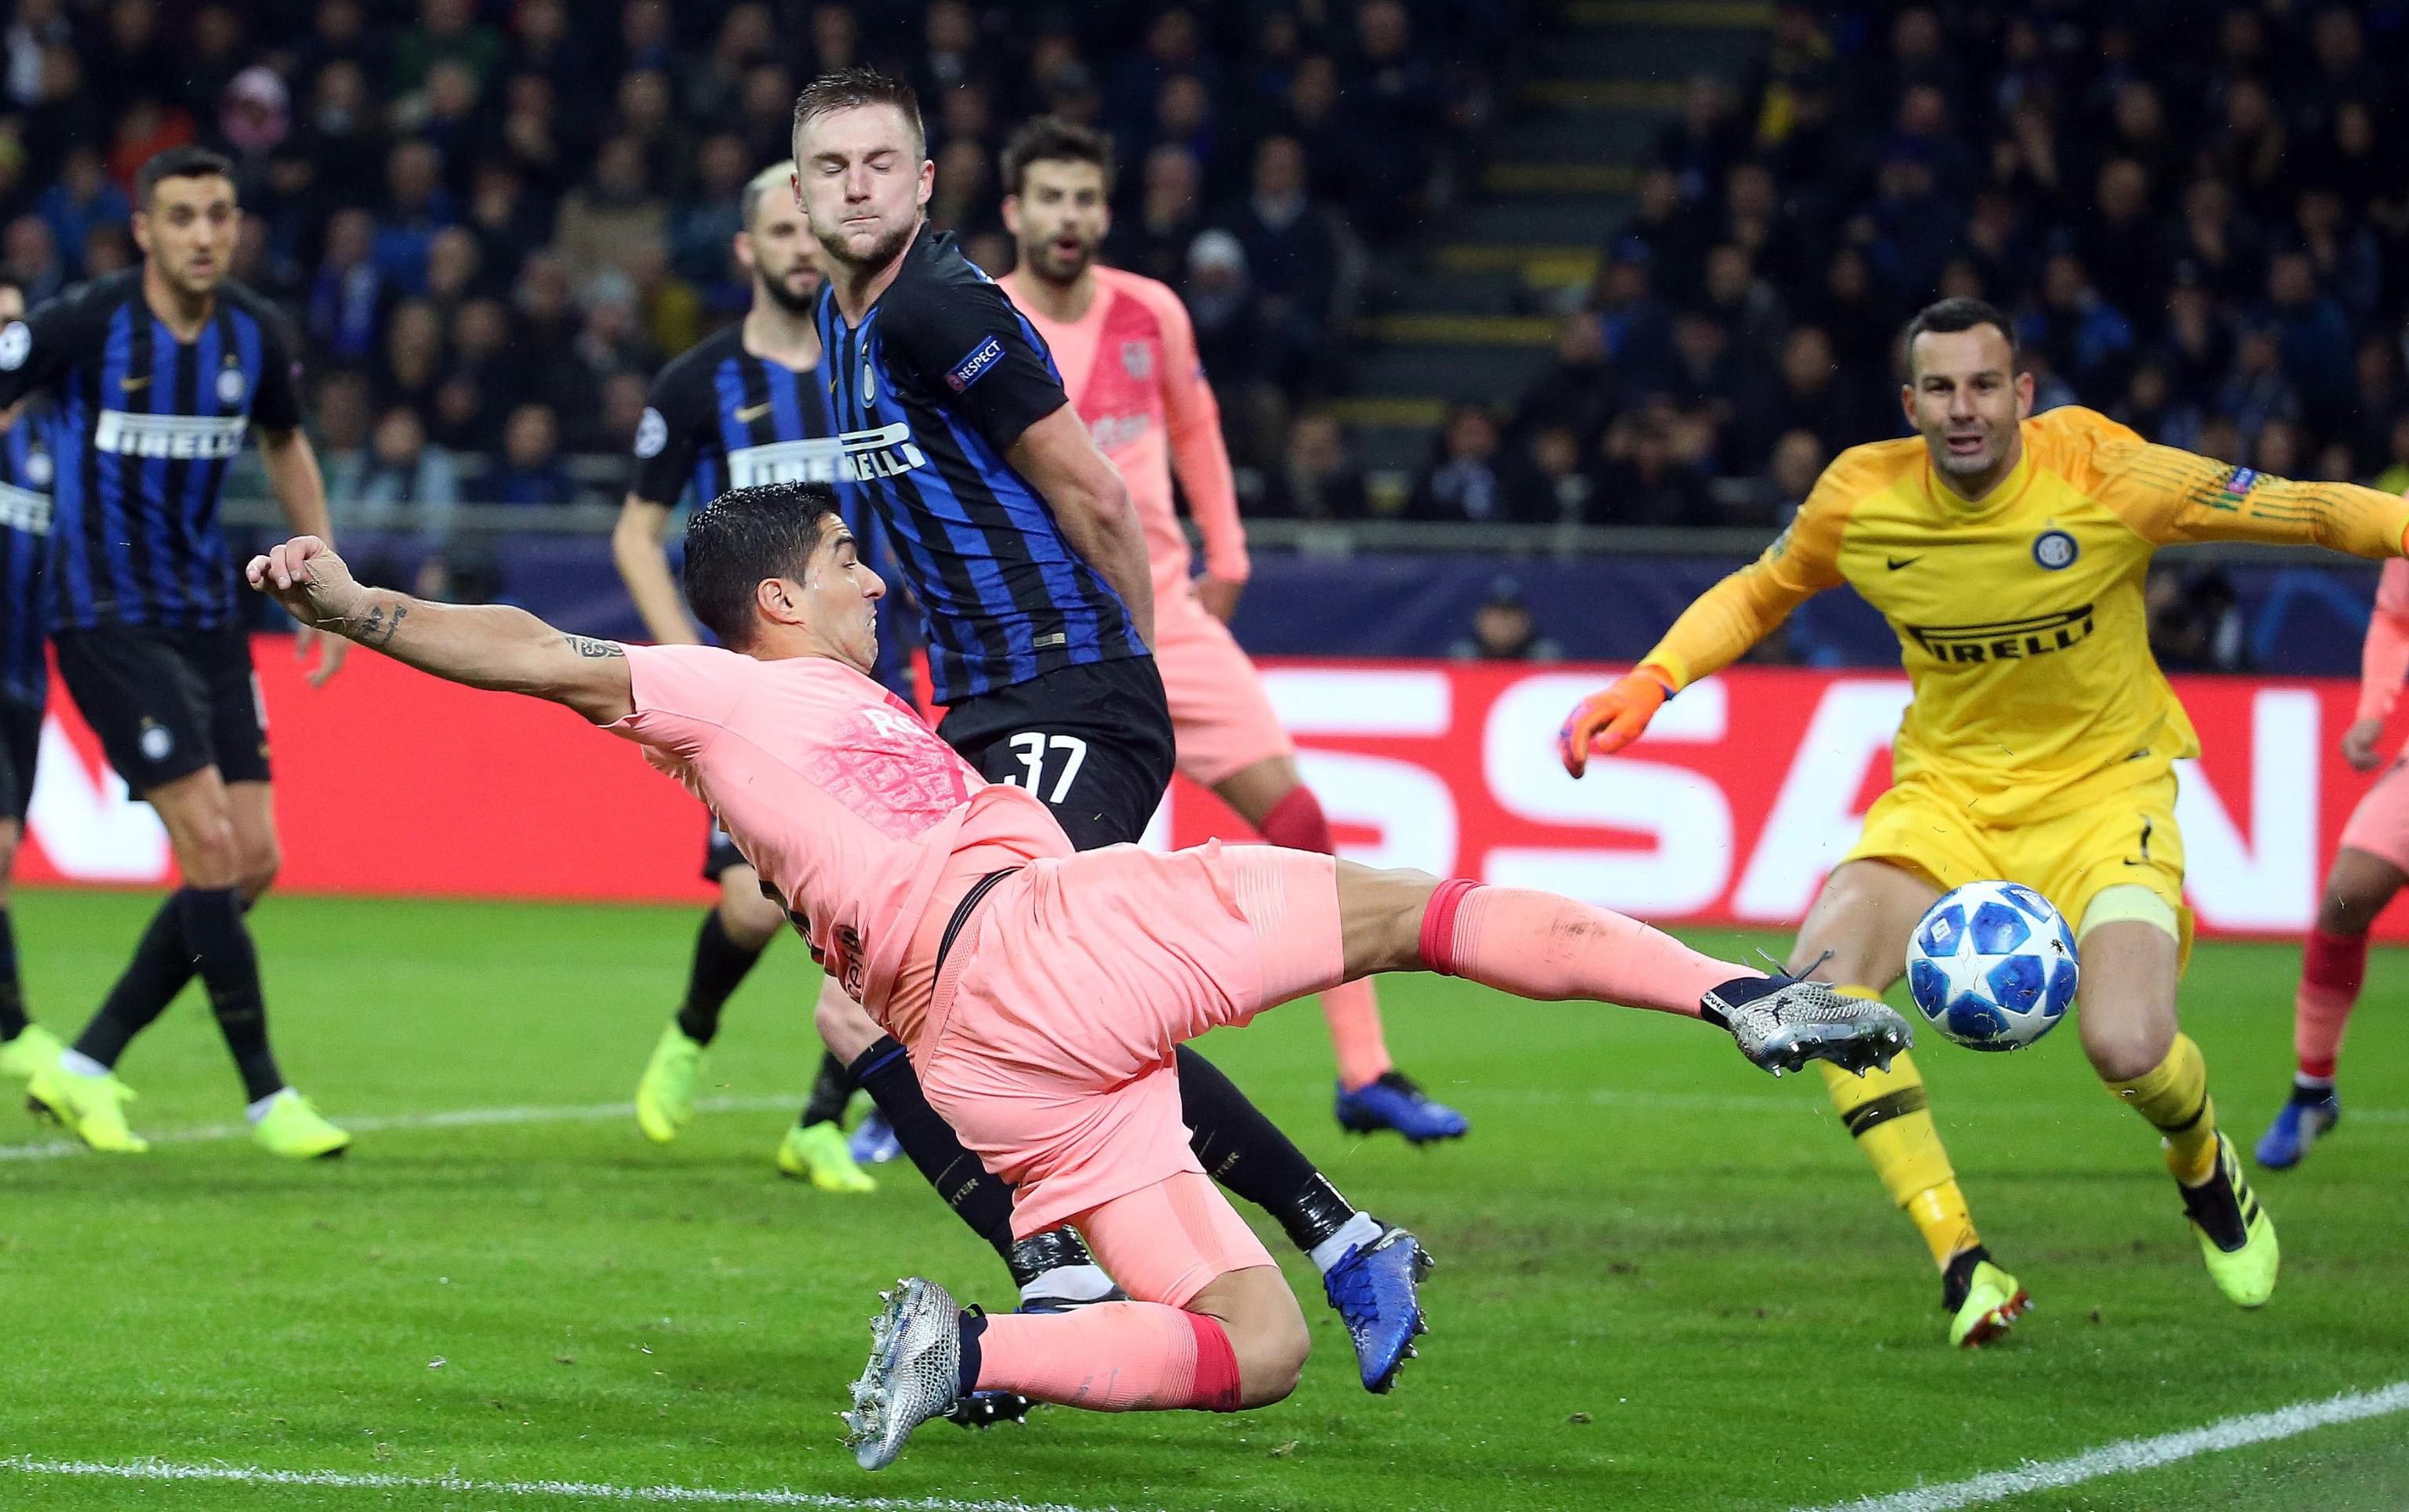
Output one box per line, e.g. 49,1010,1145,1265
1321,1222,1433,1393
848,1109,902,1166
1335,1071,1470,1144
2255,1085,2341,1170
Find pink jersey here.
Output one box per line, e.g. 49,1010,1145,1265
609,645,1070,1041
1004,265,1248,602
2360,558,2409,734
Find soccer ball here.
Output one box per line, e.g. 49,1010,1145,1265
1904,881,2079,1052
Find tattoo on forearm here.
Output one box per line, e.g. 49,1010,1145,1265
565,634,626,659
354,602,407,648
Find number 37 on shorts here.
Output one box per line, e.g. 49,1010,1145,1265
998,731,1090,805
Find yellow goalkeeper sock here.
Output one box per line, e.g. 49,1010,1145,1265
1819,994,1978,1270
2104,1032,2219,1185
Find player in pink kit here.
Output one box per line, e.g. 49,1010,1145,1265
245,483,1907,1471
996,118,1466,1143
2259,555,2409,1168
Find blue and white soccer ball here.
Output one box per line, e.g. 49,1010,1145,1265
1905,881,2079,1052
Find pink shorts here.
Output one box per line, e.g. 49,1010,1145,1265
914,840,1345,1238
1074,1171,1275,1307
2340,757,2409,874
1154,593,1295,790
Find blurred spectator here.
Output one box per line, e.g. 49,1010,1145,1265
393,0,503,96
1511,314,1616,449
372,299,445,418
1450,577,1563,662
5,216,62,303
491,403,575,506
330,405,461,536
2217,325,2302,451
553,136,664,286
37,147,127,278
1764,428,1825,520
2147,566,2247,672
2018,251,2134,401
1502,424,1593,525
1112,144,1205,290
2257,251,2353,411
1257,410,1368,520
308,206,387,365
1219,135,1343,398
2378,417,2409,498
1406,404,1513,523
1593,413,1714,528
376,139,452,289
2112,360,2204,454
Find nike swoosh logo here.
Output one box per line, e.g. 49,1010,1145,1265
733,402,773,423
120,375,151,391
1886,555,1920,570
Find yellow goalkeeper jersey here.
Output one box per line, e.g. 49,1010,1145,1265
1640,405,2409,824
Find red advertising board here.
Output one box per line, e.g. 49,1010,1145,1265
16,640,2390,940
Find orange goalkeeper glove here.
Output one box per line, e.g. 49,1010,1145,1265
1557,669,1674,776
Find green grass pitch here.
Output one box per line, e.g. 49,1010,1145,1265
4,889,2407,1510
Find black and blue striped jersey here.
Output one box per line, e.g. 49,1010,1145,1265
0,404,56,706
630,322,916,699
814,227,1145,705
0,270,302,634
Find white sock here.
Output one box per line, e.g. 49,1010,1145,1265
1310,1211,1386,1274
2295,1073,2335,1093
1017,1262,1117,1307
246,1089,290,1124
57,1049,111,1079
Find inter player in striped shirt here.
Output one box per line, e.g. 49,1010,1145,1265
612,162,895,1194
995,117,1468,1144
0,147,348,1158
793,67,1437,1390
0,270,65,1083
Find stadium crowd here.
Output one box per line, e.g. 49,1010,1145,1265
1429,1,2409,529
0,0,1515,514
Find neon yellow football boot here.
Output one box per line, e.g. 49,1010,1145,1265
253,1089,351,1158
0,1023,64,1081
635,1023,705,1144
27,1063,149,1153
1946,1256,2032,1347
2181,1132,2279,1307
777,1121,876,1193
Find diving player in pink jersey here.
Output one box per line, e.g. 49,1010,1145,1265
995,117,1467,1145
245,482,1908,1471
2260,554,2409,1168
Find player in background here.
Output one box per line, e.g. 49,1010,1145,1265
243,490,1906,1470
0,270,65,1082
611,163,885,1194
0,149,349,1157
795,67,1433,1389
1561,298,2409,1332
994,118,1466,1143
2257,556,2409,1168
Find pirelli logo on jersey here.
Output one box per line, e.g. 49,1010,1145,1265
728,424,928,488
93,409,249,460
1906,605,2096,664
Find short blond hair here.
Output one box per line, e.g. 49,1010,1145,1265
740,162,797,230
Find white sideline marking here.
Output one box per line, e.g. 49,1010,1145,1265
0,1455,1101,1510
1811,1379,2409,1511
0,1094,803,1161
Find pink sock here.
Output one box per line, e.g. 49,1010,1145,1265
2295,926,2369,1080
1419,879,1740,1016
1321,978,1395,1092
1255,787,1396,1090
975,1304,1241,1412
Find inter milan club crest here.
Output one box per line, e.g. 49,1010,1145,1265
2032,529,2078,570
216,365,247,405
1121,340,1153,380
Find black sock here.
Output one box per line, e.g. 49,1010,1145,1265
798,1049,853,1128
957,1307,988,1398
71,894,194,1067
0,906,27,1041
848,1035,1019,1264
177,887,285,1103
675,910,764,1046
1175,1045,1357,1252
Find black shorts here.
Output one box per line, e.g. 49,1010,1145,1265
937,654,1175,851
0,692,39,823
702,818,747,882
52,624,271,794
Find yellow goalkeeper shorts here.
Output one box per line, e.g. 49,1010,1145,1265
1844,771,2192,967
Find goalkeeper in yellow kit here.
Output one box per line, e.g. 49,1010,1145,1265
1560,299,2409,1343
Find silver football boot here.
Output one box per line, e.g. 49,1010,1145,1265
842,1277,967,1470
1701,973,1913,1078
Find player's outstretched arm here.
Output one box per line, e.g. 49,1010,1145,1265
246,536,634,725
1008,404,1157,645
2098,439,2409,559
